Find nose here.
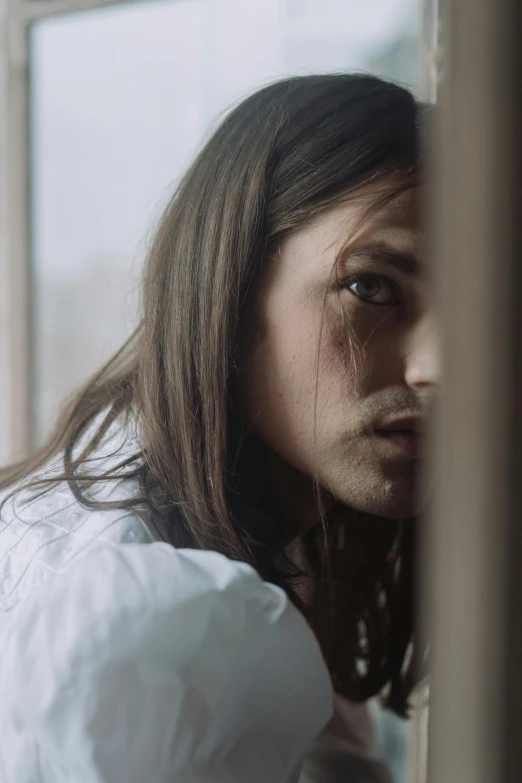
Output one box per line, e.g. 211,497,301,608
403,309,442,391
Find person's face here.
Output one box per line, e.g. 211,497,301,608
239,180,440,524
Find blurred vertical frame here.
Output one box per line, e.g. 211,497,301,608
422,0,522,780
419,0,439,103
0,0,31,464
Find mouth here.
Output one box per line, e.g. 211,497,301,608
373,417,425,459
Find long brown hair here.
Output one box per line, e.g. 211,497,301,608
1,74,425,715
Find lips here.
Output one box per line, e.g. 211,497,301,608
375,417,422,434
373,418,425,458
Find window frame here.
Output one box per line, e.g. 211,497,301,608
0,0,136,464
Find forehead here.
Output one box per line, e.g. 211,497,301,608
286,184,420,271
324,184,419,244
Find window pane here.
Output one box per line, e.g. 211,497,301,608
32,0,419,443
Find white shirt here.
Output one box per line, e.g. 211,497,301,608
0,411,390,783
0,412,333,782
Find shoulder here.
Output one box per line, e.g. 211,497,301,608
0,541,333,783
0,408,158,611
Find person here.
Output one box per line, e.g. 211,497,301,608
0,73,436,782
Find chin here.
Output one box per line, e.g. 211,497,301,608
374,502,418,520
326,468,425,520
369,480,430,519
353,496,419,520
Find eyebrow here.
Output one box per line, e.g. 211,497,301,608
341,240,421,280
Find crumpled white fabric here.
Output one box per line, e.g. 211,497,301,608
0,541,333,783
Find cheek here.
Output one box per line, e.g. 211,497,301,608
241,295,362,459
328,296,404,389
255,309,319,404
314,293,370,381
240,295,325,456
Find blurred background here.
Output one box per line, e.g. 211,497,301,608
1,0,427,780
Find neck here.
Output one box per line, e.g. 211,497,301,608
238,434,332,546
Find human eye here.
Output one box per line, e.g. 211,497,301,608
342,273,400,307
